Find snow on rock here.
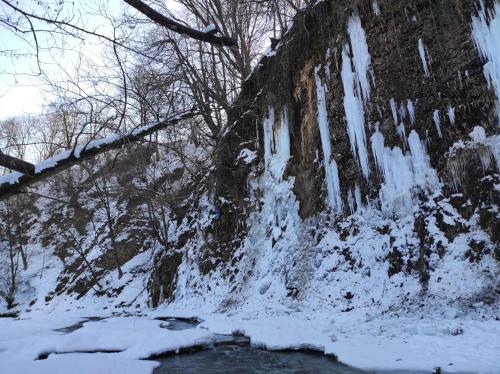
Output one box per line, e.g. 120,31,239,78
418,37,430,77
471,0,500,124
315,66,343,212
237,148,257,164
448,125,500,172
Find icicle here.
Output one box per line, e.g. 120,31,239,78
408,130,433,186
355,184,363,211
433,110,442,138
390,98,405,138
407,100,416,125
471,1,500,124
341,44,371,180
276,110,291,172
390,98,398,126
348,189,355,214
347,15,372,104
315,67,343,212
398,122,407,140
418,38,430,77
371,124,385,174
447,106,456,126
372,1,381,16
263,107,275,169
399,102,407,119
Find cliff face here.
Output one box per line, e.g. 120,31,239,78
2,0,499,314
224,0,499,219
203,0,499,308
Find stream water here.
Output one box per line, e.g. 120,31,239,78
151,317,367,374
153,344,367,374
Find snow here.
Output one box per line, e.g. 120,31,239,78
0,170,22,185
372,1,381,16
1,304,499,374
237,148,257,164
315,66,343,212
203,24,217,34
433,109,442,138
418,38,430,77
0,314,216,374
471,0,500,124
470,125,487,142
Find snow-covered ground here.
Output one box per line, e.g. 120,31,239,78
1,304,499,374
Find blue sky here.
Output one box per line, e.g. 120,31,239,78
0,0,134,119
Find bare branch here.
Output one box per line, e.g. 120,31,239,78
122,0,237,47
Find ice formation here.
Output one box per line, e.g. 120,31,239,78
390,98,398,126
407,100,416,125
342,45,370,180
261,106,298,231
471,1,500,124
263,106,291,180
347,15,372,104
263,106,275,169
372,1,381,16
315,66,343,212
389,98,406,138
371,127,438,215
340,15,373,180
447,106,456,126
418,38,430,77
433,110,442,138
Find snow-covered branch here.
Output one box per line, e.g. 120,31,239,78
0,110,196,200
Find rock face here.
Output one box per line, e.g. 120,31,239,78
2,0,499,312
205,0,499,309
223,0,499,220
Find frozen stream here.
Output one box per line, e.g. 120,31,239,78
1,312,497,373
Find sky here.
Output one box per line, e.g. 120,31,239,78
0,0,180,120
